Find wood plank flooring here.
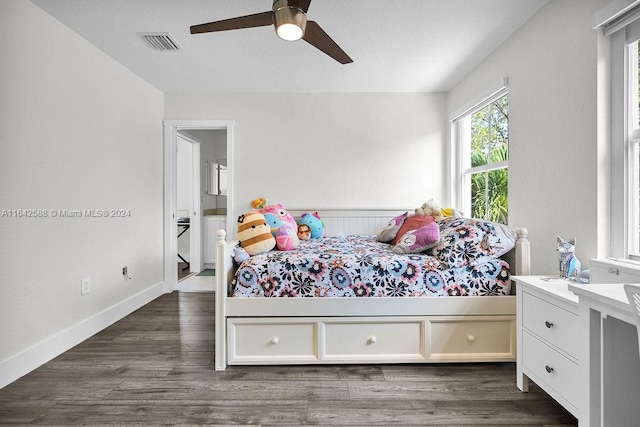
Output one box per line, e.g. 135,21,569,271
0,292,578,426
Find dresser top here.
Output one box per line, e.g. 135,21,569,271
512,275,579,306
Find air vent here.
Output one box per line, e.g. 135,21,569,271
138,33,180,51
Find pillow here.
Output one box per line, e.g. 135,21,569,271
425,217,517,267
376,211,409,243
391,222,440,254
390,215,435,245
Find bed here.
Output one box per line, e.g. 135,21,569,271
214,210,530,370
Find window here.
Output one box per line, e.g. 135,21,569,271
452,90,509,224
601,7,640,260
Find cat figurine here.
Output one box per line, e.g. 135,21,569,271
557,236,581,279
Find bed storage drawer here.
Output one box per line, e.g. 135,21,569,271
228,319,318,363
323,320,425,361
227,315,516,365
426,316,516,361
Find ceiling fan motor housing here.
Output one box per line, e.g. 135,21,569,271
273,0,307,40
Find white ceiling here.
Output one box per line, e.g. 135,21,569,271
30,0,548,93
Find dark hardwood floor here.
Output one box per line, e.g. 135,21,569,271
0,292,578,426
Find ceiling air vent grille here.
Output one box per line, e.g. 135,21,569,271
138,33,180,51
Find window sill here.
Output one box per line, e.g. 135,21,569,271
589,258,640,284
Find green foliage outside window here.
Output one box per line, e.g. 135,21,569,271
470,95,509,224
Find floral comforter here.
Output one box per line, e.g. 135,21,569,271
230,235,511,298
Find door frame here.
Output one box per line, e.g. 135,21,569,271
163,120,234,292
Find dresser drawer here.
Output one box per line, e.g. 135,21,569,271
522,331,579,409
427,317,515,361
522,292,579,358
228,320,317,363
323,320,425,360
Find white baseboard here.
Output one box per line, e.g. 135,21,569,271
0,281,166,389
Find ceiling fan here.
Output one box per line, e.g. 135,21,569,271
190,0,353,64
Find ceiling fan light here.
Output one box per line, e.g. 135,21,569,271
274,4,307,41
277,23,303,41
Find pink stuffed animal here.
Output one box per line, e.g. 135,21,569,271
259,204,297,231
276,222,299,251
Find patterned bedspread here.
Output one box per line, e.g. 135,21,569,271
230,235,511,298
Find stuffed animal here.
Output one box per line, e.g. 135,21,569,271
298,212,324,238
297,224,311,240
259,204,297,231
276,222,299,251
237,212,276,256
263,212,282,237
251,197,267,210
557,236,581,279
232,246,250,264
441,207,464,218
415,199,444,221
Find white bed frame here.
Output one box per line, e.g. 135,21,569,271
214,210,530,370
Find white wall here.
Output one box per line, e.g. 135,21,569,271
447,0,608,274
165,92,448,230
0,0,165,384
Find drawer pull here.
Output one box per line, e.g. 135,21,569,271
545,321,554,328
270,337,279,345
467,335,475,343
368,336,377,344
545,365,554,374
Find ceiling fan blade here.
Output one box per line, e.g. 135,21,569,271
302,21,353,64
290,0,312,13
190,11,273,34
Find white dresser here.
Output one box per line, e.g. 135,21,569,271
513,276,580,419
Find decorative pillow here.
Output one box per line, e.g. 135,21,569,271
376,211,409,243
391,222,440,254
425,217,517,267
390,215,435,245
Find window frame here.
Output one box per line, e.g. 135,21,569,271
450,84,509,223
608,16,640,261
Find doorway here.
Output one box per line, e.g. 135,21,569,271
163,120,234,293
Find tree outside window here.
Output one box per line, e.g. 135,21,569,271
455,93,509,224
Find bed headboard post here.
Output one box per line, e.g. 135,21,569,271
514,227,530,276
215,229,230,370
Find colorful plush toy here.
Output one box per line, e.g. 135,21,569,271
276,222,300,251
232,246,250,263
263,212,282,237
441,207,464,218
298,212,324,238
259,204,297,231
237,212,276,256
297,224,311,240
251,197,267,210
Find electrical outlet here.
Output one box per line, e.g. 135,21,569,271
80,277,91,295
122,265,131,280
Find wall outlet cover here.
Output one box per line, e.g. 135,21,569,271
80,277,91,295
